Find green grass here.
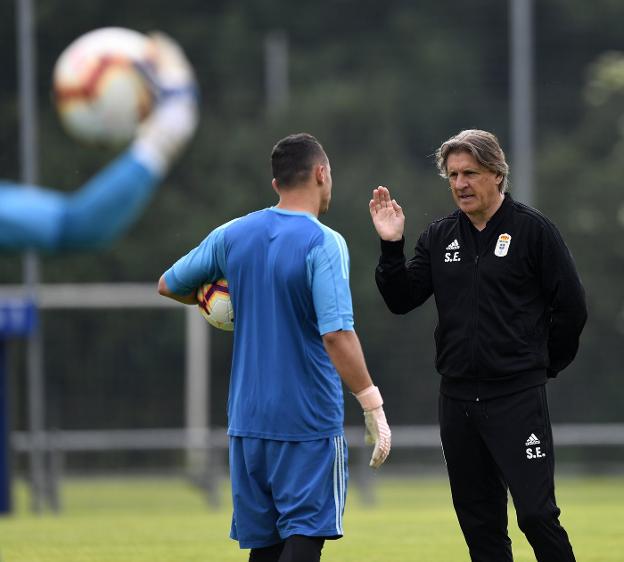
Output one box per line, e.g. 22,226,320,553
0,475,622,561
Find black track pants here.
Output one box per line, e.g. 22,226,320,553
439,385,575,562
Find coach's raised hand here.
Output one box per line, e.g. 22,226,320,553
369,186,405,242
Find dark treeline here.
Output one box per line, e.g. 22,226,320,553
1,0,624,441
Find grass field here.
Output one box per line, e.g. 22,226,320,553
1,475,623,561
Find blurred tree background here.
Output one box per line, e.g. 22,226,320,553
1,0,624,458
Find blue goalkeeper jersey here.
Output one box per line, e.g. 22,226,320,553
164,207,354,441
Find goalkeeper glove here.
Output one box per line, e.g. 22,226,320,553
354,385,391,469
132,32,199,176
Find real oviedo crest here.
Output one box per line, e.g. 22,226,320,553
494,233,512,257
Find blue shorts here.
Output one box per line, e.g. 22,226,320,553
229,435,348,549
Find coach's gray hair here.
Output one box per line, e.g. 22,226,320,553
435,129,510,193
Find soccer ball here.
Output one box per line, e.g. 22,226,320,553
197,279,234,331
53,27,156,145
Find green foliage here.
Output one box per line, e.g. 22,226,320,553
1,0,624,430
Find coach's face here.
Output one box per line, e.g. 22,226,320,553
446,151,503,227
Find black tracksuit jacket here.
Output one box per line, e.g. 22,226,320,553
375,194,587,401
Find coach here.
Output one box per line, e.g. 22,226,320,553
369,129,587,562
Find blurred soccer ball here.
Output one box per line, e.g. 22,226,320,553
53,27,155,145
197,279,234,331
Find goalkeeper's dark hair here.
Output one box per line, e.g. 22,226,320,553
271,133,328,189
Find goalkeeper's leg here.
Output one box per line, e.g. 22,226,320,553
249,536,324,562
279,535,324,562
249,542,284,562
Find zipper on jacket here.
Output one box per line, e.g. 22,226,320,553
471,254,480,400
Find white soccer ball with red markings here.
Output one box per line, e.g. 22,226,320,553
53,27,155,145
197,279,234,331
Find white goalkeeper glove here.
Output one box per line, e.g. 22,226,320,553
354,385,391,469
132,32,199,176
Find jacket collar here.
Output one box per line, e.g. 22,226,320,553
457,193,513,255
458,192,513,233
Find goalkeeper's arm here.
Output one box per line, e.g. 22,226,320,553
322,329,391,469
58,32,198,251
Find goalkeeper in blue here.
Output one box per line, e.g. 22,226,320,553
159,133,391,562
0,33,197,252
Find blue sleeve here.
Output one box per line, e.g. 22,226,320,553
163,225,228,296
307,228,354,335
60,151,159,249
0,182,65,251
0,150,160,252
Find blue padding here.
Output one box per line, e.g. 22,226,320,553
0,342,11,513
0,299,37,337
